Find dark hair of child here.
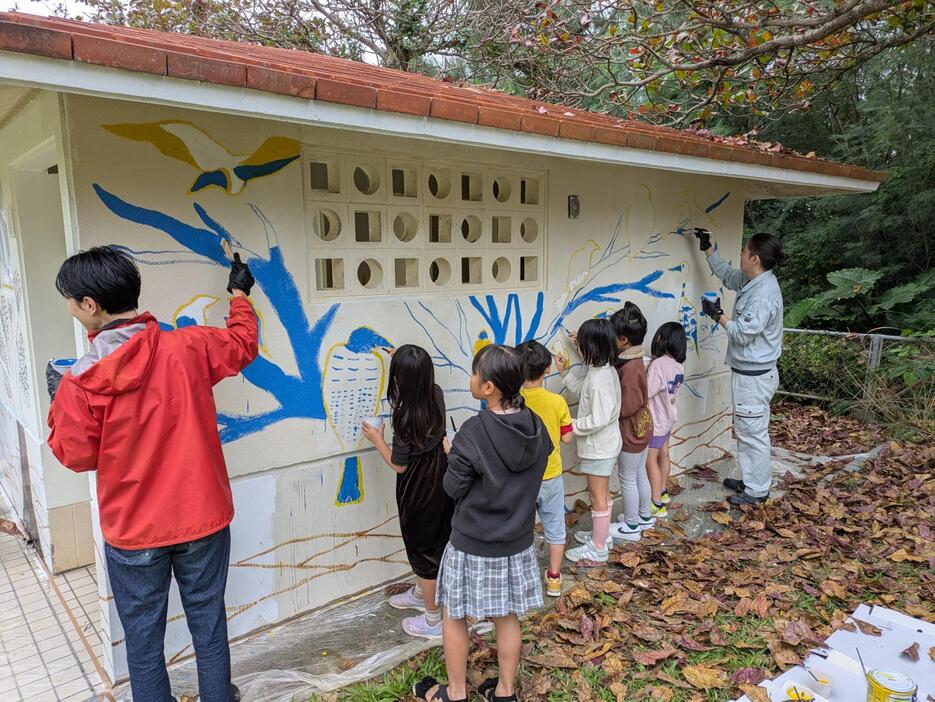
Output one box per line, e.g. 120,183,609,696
55,245,141,314
745,233,783,270
516,340,552,381
651,322,688,364
387,344,445,447
610,301,647,346
472,344,526,410
575,318,618,367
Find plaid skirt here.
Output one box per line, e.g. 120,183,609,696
436,542,543,620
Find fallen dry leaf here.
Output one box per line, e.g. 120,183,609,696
632,645,677,666
682,664,727,689
901,641,920,662
853,618,883,636
526,652,578,669
738,684,771,702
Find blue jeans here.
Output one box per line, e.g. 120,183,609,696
105,527,234,702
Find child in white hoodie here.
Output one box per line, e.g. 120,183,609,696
554,318,622,565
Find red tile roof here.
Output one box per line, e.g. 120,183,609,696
0,12,886,184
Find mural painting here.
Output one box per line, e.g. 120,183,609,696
72,107,736,677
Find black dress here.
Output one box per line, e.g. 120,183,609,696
390,385,454,579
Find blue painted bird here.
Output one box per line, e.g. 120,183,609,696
323,327,393,505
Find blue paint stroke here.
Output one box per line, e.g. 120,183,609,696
336,456,362,504
705,192,731,213
93,183,340,443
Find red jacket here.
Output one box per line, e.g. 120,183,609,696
48,297,258,549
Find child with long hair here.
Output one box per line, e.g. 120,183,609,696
555,318,622,565
646,322,687,517
363,344,454,639
413,345,551,702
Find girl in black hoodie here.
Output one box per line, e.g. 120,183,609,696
414,345,552,702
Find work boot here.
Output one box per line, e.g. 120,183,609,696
723,478,746,492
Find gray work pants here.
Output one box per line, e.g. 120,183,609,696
731,368,779,498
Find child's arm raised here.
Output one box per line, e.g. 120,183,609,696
361,422,407,474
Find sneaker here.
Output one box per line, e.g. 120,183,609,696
402,612,443,639
723,478,746,492
544,570,562,597
727,491,768,507
388,585,425,612
574,530,612,547
650,502,668,518
565,540,609,564
610,522,642,542
660,491,671,505
624,514,655,530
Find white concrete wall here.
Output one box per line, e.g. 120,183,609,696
0,90,92,573
63,94,744,681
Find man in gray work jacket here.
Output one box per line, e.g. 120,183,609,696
693,229,784,507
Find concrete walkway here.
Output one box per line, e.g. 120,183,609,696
0,496,107,702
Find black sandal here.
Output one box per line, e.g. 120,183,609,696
478,676,518,702
412,677,468,702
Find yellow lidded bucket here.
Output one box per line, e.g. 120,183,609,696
866,668,917,702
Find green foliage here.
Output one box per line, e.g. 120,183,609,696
783,266,935,332
743,41,935,334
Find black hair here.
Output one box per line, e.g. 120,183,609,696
610,301,647,346
55,246,141,314
745,233,782,271
472,344,526,410
516,340,552,381
575,318,618,367
651,322,688,364
387,344,444,447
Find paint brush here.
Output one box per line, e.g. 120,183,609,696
220,238,234,261
856,648,867,678
450,416,458,432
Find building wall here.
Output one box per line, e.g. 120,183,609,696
64,94,744,680
0,90,93,573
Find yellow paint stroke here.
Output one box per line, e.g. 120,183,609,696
102,120,300,195
626,184,656,253
564,239,601,290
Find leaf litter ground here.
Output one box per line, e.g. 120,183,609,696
330,438,931,702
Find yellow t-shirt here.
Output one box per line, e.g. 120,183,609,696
521,386,573,481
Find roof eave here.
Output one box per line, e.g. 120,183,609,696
0,50,883,197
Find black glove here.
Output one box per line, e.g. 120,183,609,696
692,227,712,252
227,252,255,295
701,296,724,320
46,361,64,401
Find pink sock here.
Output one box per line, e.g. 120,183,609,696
591,509,611,550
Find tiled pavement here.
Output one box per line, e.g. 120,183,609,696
0,519,107,701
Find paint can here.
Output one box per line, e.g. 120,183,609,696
363,416,384,430
702,291,719,304
50,358,77,375
866,669,917,702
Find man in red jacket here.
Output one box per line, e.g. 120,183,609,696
47,246,258,702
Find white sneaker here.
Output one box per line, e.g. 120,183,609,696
610,522,642,542
388,586,424,611
565,540,609,564
617,515,655,530
574,530,613,547
402,613,443,639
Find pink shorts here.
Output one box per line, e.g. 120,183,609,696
648,432,670,449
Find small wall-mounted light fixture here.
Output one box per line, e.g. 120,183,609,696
568,195,580,219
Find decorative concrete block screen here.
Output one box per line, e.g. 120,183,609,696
304,150,545,295
59,95,740,681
